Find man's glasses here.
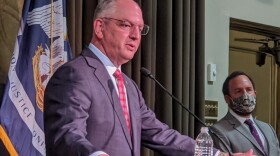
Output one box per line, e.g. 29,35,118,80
101,17,150,35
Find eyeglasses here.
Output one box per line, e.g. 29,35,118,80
101,17,150,35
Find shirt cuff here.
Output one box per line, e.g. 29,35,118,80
215,150,229,156
89,151,108,156
215,150,220,156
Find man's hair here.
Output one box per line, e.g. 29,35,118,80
93,0,140,20
93,0,115,20
222,71,255,96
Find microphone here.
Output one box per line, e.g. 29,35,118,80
140,67,206,127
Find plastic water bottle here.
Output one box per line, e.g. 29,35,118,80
194,127,213,156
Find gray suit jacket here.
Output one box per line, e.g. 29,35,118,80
209,112,280,156
44,48,198,156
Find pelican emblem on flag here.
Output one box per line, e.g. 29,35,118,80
28,0,68,112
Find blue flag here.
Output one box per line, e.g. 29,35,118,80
0,0,72,155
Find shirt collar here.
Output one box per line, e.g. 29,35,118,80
88,43,121,74
229,109,253,124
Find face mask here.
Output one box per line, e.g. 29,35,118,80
229,93,256,115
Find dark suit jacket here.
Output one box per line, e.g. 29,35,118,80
209,112,280,156
44,48,197,156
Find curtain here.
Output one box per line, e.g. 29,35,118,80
66,0,205,155
0,0,24,84
278,70,280,141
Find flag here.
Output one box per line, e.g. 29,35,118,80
0,0,72,155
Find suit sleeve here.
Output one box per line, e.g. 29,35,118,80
44,64,96,156
267,124,280,155
209,126,233,155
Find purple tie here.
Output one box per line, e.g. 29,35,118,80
244,119,264,151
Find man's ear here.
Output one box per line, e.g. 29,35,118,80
224,95,231,105
93,19,104,39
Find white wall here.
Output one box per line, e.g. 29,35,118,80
205,0,280,119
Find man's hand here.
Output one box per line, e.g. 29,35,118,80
219,149,256,156
233,149,256,156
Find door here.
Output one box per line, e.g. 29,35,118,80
229,18,280,137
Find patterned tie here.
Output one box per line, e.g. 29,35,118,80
244,119,264,151
113,69,131,134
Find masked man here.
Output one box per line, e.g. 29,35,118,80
209,71,280,156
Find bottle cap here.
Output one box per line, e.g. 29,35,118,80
200,127,209,133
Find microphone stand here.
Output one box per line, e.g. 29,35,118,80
140,67,207,127
140,68,235,155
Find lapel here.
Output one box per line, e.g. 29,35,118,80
226,113,266,155
81,49,133,149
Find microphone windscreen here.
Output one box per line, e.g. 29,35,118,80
140,67,151,77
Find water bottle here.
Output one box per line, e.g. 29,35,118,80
194,127,213,156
